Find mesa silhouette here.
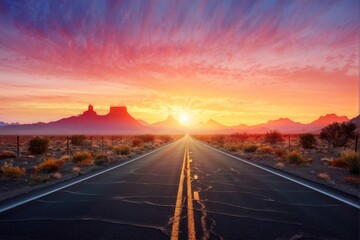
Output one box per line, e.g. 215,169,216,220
0,105,354,135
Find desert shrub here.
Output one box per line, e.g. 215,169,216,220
299,133,317,149
287,151,304,164
113,145,131,155
138,134,155,143
274,147,285,158
72,152,92,164
230,133,249,143
131,138,143,147
259,145,272,154
158,135,172,143
244,144,258,153
1,162,26,178
211,134,225,144
320,122,356,147
226,143,239,152
28,137,49,154
143,143,154,150
36,159,62,173
264,130,283,144
341,150,360,174
94,154,108,165
70,135,86,146
0,151,16,160
331,158,348,168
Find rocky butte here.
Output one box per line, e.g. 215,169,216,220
0,105,148,135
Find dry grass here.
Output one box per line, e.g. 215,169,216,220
77,157,93,167
70,135,86,146
72,166,81,174
225,143,240,152
341,150,360,174
30,173,51,185
131,138,143,147
0,151,16,160
259,145,272,154
35,159,63,173
51,172,62,180
59,155,70,163
244,144,258,153
287,151,305,165
1,162,26,179
317,173,330,181
113,145,131,155
344,176,360,187
72,152,93,165
142,143,154,150
331,158,348,168
94,153,108,165
320,157,333,164
273,147,285,158
275,162,285,169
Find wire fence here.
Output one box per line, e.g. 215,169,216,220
0,135,174,159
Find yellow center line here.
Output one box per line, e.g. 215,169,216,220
193,191,200,201
170,143,187,240
187,145,196,240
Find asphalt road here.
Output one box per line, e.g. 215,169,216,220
0,136,359,240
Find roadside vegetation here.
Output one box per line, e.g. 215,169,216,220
70,135,87,146
0,134,180,201
193,122,359,195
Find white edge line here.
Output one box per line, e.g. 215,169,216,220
0,141,178,213
195,140,360,209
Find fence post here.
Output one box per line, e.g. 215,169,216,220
355,135,358,153
16,135,20,159
66,136,69,155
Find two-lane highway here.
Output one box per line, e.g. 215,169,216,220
0,136,359,239
188,138,359,240
0,139,187,240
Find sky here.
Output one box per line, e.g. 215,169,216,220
0,0,359,126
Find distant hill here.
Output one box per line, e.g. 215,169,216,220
310,114,349,127
151,115,185,133
0,121,8,127
190,113,351,134
204,119,226,129
0,106,352,135
250,118,305,133
189,119,229,134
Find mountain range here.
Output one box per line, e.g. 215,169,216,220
0,105,356,135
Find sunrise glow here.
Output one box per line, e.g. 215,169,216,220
0,0,358,125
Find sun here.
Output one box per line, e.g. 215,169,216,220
180,113,189,124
